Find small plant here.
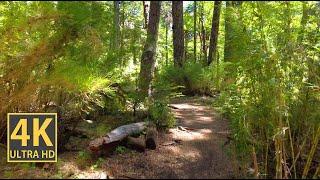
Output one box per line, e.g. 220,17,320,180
148,100,176,129
3,171,14,178
19,162,36,170
76,150,92,169
96,124,111,136
50,172,64,179
93,157,105,169
115,146,128,154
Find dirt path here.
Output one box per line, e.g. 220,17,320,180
0,96,239,179
103,96,239,179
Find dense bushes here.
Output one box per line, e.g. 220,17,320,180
214,2,320,178
155,61,224,96
147,99,175,129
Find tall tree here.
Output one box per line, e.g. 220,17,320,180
199,2,207,64
207,1,222,66
185,29,188,59
165,17,169,65
138,1,161,98
193,1,197,62
172,1,184,68
142,1,148,29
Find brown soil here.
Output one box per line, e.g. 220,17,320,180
102,96,240,179
0,96,240,179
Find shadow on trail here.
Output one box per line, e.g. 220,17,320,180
100,96,239,179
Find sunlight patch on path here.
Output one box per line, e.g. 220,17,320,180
166,146,201,160
168,128,212,141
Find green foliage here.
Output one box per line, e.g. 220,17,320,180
93,158,105,169
157,61,222,96
115,146,128,154
0,1,319,179
96,124,111,137
76,150,92,169
148,100,175,129
215,1,320,178
0,2,145,137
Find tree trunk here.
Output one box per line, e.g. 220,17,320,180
185,30,188,60
165,21,169,66
172,1,184,68
193,1,197,62
143,1,148,29
138,1,161,98
207,1,222,66
200,2,207,64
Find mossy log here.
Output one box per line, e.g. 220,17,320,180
89,122,147,153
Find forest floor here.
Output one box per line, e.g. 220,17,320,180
100,96,240,179
0,96,240,179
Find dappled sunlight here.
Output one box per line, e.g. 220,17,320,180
170,103,198,110
56,152,110,179
59,161,79,175
165,146,201,160
168,128,212,141
197,116,214,122
75,170,108,179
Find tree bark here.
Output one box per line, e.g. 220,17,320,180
193,1,197,62
142,1,148,29
165,21,169,65
172,1,184,68
138,1,161,98
200,2,207,64
207,1,222,66
185,30,188,60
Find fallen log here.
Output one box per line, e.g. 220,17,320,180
126,136,146,152
146,127,157,150
89,122,147,152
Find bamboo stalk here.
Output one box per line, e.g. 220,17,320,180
289,127,310,172
313,163,320,179
275,135,283,179
264,142,269,178
302,126,320,179
0,143,6,149
252,146,259,178
282,139,289,179
286,116,296,179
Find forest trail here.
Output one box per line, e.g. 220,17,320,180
0,96,240,179
103,96,239,179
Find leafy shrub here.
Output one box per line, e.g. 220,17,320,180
76,150,92,169
148,100,175,129
156,61,224,96
115,146,128,154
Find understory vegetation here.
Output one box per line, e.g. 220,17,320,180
0,1,319,179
